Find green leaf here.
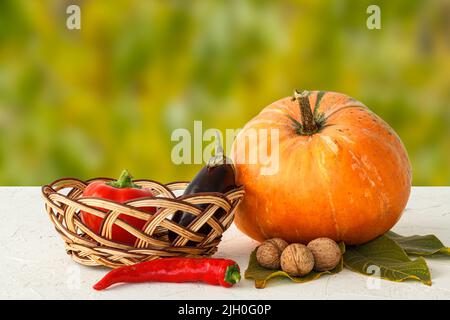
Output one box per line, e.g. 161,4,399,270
344,235,432,286
385,231,450,256
313,91,326,115
245,242,345,289
286,113,303,134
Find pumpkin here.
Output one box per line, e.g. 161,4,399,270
231,90,411,245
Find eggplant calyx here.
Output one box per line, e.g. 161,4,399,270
207,155,228,168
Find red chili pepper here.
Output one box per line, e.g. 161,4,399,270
81,170,155,245
93,258,241,290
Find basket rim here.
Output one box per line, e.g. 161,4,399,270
42,178,244,213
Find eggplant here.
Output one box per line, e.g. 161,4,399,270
169,132,236,244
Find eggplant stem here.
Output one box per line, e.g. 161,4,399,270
207,131,227,168
214,131,224,157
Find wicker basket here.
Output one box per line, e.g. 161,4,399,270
42,177,244,268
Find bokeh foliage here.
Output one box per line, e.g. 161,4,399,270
0,0,449,185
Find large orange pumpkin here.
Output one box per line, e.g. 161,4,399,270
231,90,411,245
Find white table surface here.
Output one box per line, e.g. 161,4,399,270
0,186,449,300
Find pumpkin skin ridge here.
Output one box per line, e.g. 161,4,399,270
263,133,339,243
315,135,342,241
324,96,410,244
325,117,410,244
337,138,392,234
312,93,390,243
314,92,362,114
325,105,411,179
231,91,411,245
338,107,411,242
335,118,412,186
323,102,368,118
246,131,306,241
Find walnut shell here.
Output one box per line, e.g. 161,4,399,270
267,238,289,252
307,237,341,271
280,243,314,276
256,238,288,269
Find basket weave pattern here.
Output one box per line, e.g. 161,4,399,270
42,177,244,268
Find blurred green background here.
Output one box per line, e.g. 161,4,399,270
0,0,449,185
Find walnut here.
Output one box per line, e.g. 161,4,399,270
256,238,289,269
307,237,342,271
280,243,314,276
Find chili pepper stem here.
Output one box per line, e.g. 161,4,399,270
231,271,241,283
106,169,141,189
224,264,241,285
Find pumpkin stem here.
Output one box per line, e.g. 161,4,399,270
290,90,322,136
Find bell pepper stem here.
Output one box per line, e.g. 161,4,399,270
107,170,141,189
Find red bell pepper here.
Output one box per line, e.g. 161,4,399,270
93,257,241,290
80,170,155,245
